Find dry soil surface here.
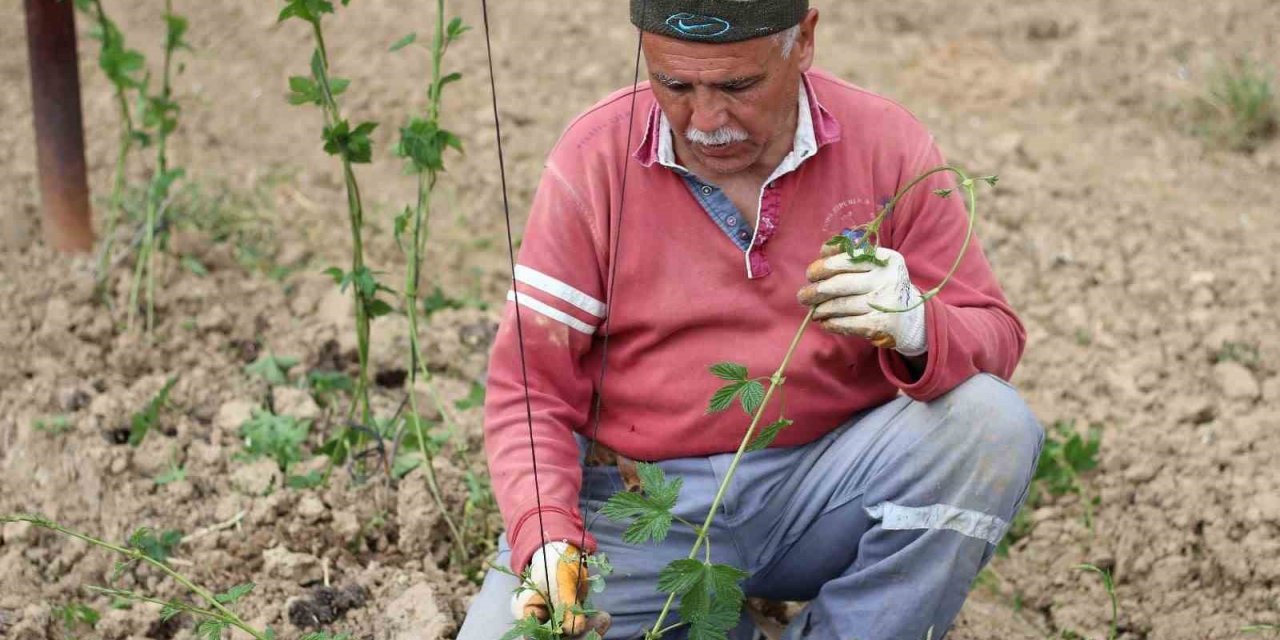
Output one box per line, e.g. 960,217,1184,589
2,1,1279,639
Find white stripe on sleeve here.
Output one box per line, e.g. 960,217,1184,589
507,290,597,335
514,265,607,318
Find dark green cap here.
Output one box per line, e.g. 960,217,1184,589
631,0,809,44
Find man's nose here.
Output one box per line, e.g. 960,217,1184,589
689,88,729,133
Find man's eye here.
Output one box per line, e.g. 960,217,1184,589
724,82,756,93
666,83,691,93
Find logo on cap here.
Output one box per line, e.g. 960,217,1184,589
665,12,731,38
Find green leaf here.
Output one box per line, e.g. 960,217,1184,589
214,582,255,605
707,381,744,414
746,418,793,452
933,188,953,198
129,376,178,447
599,462,681,545
392,453,423,479
709,362,748,382
738,380,765,416
322,119,377,164
446,17,470,41
129,527,183,564
154,463,186,486
389,32,417,51
454,381,486,411
244,353,300,386
181,255,208,276
287,75,322,106
657,558,705,595
278,0,334,24
322,266,345,284
239,410,311,472
366,298,394,318
159,600,183,621
163,13,189,52
286,470,326,489
397,117,444,171
195,618,228,640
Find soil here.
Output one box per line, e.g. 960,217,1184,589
3,1,1279,639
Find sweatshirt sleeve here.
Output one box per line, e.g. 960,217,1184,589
483,156,607,573
878,137,1027,400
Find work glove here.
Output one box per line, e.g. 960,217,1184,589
797,242,927,357
510,542,611,637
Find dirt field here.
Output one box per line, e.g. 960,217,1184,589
3,1,1279,638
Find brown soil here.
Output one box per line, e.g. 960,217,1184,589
3,1,1279,639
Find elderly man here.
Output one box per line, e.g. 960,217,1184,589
458,1,1043,638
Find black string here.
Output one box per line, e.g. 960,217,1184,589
479,0,552,592
576,0,650,599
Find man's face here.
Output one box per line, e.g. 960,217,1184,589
642,9,817,177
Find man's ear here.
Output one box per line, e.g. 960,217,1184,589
796,8,819,72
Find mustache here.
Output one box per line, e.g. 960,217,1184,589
685,126,749,146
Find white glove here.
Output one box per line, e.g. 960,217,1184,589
797,244,927,356
511,542,609,637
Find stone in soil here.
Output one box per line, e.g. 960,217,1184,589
382,582,455,640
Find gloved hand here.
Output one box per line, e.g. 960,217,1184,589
510,542,611,637
797,242,927,356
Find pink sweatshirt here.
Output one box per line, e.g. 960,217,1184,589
483,69,1026,572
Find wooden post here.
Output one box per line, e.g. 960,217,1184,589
24,0,94,252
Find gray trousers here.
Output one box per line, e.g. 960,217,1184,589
458,374,1044,640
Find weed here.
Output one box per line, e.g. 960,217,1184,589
128,376,178,447
52,601,99,639
154,449,186,486
1214,341,1261,368
129,527,183,564
1193,56,1278,152
245,353,301,387
33,415,74,436
238,409,310,474
998,419,1101,555
1076,564,1118,640
1245,623,1280,634
307,370,355,408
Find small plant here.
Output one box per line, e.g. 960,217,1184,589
238,409,310,474
0,515,299,639
126,0,190,334
1076,564,1118,640
52,601,100,639
245,353,301,386
128,376,178,447
1245,623,1280,635
1194,56,1278,152
1214,340,1261,368
33,415,75,436
998,419,1101,555
154,449,187,486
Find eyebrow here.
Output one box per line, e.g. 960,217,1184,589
652,72,764,90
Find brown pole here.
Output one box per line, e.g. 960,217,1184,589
24,0,94,252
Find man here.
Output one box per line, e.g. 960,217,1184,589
459,1,1043,638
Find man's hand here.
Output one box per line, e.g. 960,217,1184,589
510,542,611,637
797,243,927,357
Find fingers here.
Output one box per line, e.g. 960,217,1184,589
819,314,894,346
556,555,589,605
522,593,550,622
797,272,878,306
812,295,872,320
805,252,876,282
583,611,613,638
819,240,845,258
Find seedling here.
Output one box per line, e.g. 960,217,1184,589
307,370,355,408
280,0,387,433
154,451,187,486
52,601,99,639
1194,56,1278,152
128,376,178,447
998,419,1101,555
1076,564,1118,640
238,409,311,473
245,353,301,386
127,0,190,334
0,515,313,639
33,415,74,436
1214,341,1260,368
581,167,996,639
76,0,146,295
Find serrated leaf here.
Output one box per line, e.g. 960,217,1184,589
707,381,744,414
129,376,178,447
366,298,394,318
195,618,228,640
599,463,681,545
746,417,793,452
738,380,765,416
709,362,748,382
389,32,416,51
159,601,183,621
214,582,255,605
657,558,705,595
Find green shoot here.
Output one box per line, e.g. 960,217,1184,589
238,409,310,473
280,0,379,434
129,376,178,447
388,0,470,567
1196,56,1278,152
1244,624,1280,634
998,420,1101,555
244,353,301,386
307,370,354,408
33,415,75,436
2,515,278,640
52,601,100,637
1075,564,1118,640
78,0,146,296
127,0,190,334
154,451,187,486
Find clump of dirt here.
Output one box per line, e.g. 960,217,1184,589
287,584,370,629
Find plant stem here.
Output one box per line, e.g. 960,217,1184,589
90,0,137,298
649,308,815,636
2,515,268,640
